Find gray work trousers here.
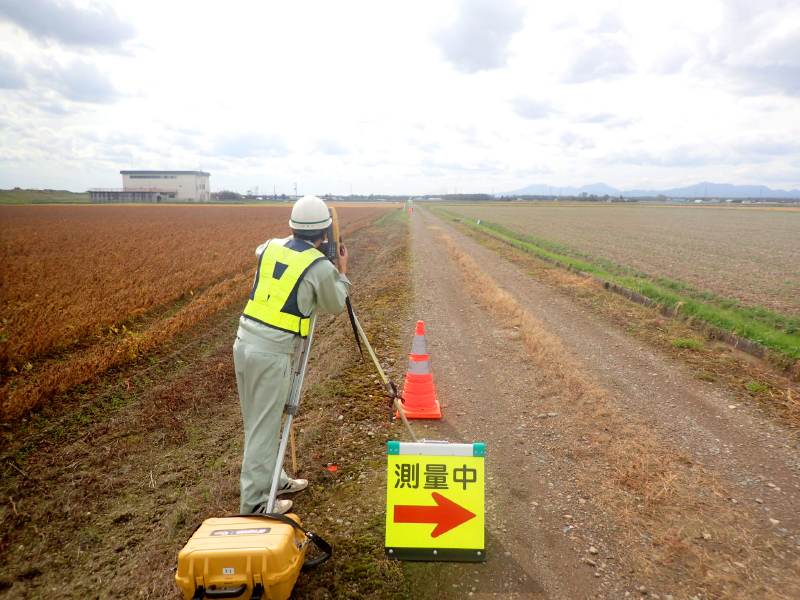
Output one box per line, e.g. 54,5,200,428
233,334,295,514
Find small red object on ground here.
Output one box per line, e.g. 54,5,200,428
327,465,338,472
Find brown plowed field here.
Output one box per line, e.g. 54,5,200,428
443,204,800,316
0,204,391,418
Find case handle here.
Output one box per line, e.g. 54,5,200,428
232,513,333,569
204,584,247,598
301,531,332,570
249,583,264,600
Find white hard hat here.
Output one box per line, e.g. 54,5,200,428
289,195,332,230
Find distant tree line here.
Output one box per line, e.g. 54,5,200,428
212,190,291,201
496,194,636,202
209,191,800,203
214,190,240,200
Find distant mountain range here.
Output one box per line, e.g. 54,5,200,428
500,181,800,199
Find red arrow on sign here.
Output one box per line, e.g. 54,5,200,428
394,492,476,538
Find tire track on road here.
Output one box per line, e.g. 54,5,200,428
404,214,601,600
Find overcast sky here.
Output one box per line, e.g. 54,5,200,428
1,0,799,195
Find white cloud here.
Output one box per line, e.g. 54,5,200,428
576,113,614,124
0,51,26,88
694,0,800,97
33,58,122,103
560,131,595,150
433,0,525,74
0,0,136,51
564,40,634,84
510,98,554,120
314,139,350,156
212,133,290,160
0,0,798,194
590,12,625,34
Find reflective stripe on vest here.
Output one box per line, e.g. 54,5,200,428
242,238,326,337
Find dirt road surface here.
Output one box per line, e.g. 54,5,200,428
403,208,799,600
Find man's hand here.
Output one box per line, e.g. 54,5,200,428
337,243,349,275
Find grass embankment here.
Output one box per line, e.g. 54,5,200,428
431,208,800,362
0,189,89,204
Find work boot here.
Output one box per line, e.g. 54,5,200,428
277,478,308,495
252,499,293,515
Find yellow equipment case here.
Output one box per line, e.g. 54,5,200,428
175,513,331,600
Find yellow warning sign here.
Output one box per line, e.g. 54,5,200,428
385,441,485,562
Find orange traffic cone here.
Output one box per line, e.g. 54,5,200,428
398,320,442,419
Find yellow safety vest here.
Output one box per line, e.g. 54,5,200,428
242,238,326,337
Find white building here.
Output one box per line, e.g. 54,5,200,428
121,170,210,201
90,170,211,203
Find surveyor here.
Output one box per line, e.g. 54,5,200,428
233,195,351,515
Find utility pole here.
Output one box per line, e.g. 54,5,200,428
294,182,297,199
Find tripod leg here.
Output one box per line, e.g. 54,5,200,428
266,310,318,512
290,424,297,473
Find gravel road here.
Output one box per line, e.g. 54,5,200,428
403,209,800,600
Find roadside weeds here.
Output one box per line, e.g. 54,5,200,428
437,213,800,430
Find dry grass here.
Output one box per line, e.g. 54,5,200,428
0,206,283,369
436,231,800,599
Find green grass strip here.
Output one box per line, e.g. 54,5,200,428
0,189,90,204
432,208,800,359
469,219,799,335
